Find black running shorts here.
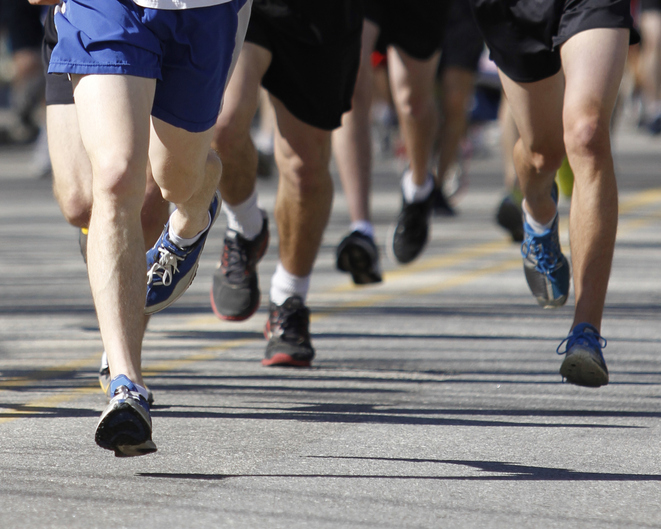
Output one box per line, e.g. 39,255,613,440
440,0,484,72
42,6,75,106
469,0,640,82
641,0,661,12
364,0,452,60
246,0,363,131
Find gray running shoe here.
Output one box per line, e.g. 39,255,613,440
210,211,269,321
557,323,608,387
95,375,157,457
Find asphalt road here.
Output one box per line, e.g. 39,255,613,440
1,117,661,528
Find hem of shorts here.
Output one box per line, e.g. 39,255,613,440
496,62,563,85
553,23,638,50
47,61,160,79
151,107,216,134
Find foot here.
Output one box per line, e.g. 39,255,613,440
431,186,456,217
557,323,608,387
210,212,269,321
145,191,221,315
263,296,315,367
388,189,434,265
336,231,382,285
521,185,569,308
95,375,157,457
99,352,154,405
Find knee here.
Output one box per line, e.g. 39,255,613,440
279,153,331,197
564,113,611,161
92,156,146,207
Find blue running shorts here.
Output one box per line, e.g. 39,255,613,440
49,0,245,132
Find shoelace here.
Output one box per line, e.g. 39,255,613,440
272,302,310,343
556,324,607,356
222,233,250,282
522,230,562,274
147,246,184,286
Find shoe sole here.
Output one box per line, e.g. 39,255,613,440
261,353,311,368
336,242,382,285
95,402,157,457
559,350,609,388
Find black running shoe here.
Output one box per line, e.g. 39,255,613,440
496,193,524,242
431,186,456,217
336,231,382,285
263,296,314,367
388,191,434,265
211,212,269,321
95,375,157,457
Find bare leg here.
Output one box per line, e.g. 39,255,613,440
272,97,333,278
72,74,154,386
332,19,380,225
388,47,441,187
436,67,475,188
560,28,629,330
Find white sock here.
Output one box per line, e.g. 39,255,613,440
350,220,374,240
522,200,556,234
223,190,264,240
168,212,211,248
270,262,310,305
402,169,434,204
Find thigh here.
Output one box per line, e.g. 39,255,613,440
498,69,565,154
72,74,154,197
561,28,630,123
388,47,441,107
271,97,332,179
216,42,272,141
47,103,92,201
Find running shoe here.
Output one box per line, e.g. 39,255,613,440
263,296,314,367
496,193,524,242
388,189,434,265
95,374,157,457
336,231,382,285
145,190,221,315
431,186,456,217
79,228,88,263
557,323,609,387
98,351,154,405
521,185,569,308
210,212,269,321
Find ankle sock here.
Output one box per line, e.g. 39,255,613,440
270,262,310,305
350,220,374,240
402,169,434,204
223,190,263,240
522,201,557,234
168,212,211,248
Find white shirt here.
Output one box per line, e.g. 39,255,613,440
133,0,232,9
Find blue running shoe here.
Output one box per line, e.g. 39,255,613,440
557,323,609,387
95,375,157,457
521,190,570,308
145,190,221,315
